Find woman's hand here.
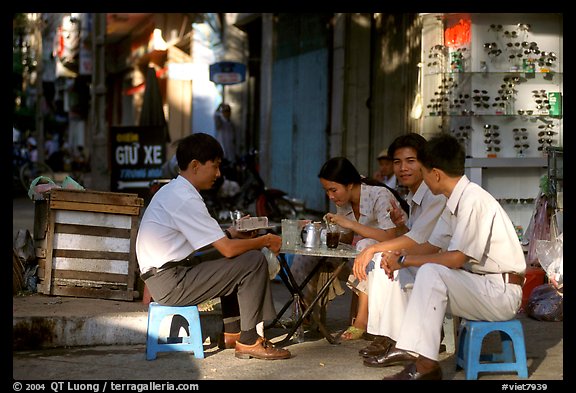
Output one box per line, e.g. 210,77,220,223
324,212,353,230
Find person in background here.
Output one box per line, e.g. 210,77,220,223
360,134,525,380
136,132,291,361
214,103,236,163
351,132,446,360
373,149,396,189
289,156,409,340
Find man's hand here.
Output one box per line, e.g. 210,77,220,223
381,250,403,279
264,233,282,254
353,247,376,281
389,199,406,227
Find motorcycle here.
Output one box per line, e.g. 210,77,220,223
148,150,315,224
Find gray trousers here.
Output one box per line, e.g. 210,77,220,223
144,249,277,331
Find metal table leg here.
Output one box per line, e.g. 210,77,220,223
273,256,348,346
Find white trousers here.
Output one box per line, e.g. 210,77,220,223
367,259,523,361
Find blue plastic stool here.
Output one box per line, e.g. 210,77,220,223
146,302,204,360
456,319,528,379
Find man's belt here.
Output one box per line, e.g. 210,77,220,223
502,272,525,287
140,261,183,281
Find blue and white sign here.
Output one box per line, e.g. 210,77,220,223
209,61,246,85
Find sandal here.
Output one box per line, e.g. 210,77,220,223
340,325,366,341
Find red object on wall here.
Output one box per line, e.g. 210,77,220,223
521,267,546,311
444,18,471,48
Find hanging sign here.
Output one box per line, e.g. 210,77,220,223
209,61,246,85
110,126,166,194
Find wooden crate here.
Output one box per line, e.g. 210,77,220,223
34,189,144,301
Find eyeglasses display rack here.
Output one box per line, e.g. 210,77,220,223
419,13,563,234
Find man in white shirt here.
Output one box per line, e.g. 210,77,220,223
352,133,446,354
359,134,526,380
136,132,290,361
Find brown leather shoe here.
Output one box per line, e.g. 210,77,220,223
359,336,393,358
235,337,292,360
382,362,442,380
217,332,241,349
363,347,417,368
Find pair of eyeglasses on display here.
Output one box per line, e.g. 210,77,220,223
517,24,531,32
486,146,501,152
484,139,501,144
513,128,528,133
488,49,502,57
504,30,518,38
514,135,529,141
514,143,530,149
538,130,557,136
538,138,555,144
484,132,500,138
538,124,555,129
517,110,534,115
503,76,520,83
536,104,551,110
488,24,503,32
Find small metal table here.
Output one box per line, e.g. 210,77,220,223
269,243,358,345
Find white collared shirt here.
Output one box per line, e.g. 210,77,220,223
136,176,225,274
428,175,526,274
404,181,446,244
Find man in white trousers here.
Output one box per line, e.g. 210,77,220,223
358,134,525,380
352,132,446,359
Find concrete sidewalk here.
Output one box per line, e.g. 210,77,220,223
12,281,564,381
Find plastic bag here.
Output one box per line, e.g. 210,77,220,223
525,283,563,322
61,175,85,190
535,233,563,286
28,176,61,200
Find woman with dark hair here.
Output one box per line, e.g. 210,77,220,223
290,156,408,340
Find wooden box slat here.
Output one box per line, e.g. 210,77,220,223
35,189,143,301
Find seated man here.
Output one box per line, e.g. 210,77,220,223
136,132,290,361
359,134,525,380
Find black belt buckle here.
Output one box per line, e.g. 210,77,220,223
141,268,157,281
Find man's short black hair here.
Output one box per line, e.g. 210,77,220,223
420,134,466,177
176,132,224,171
387,132,428,159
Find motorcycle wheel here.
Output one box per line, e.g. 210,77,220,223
19,162,54,192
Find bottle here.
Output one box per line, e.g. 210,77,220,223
291,294,305,343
